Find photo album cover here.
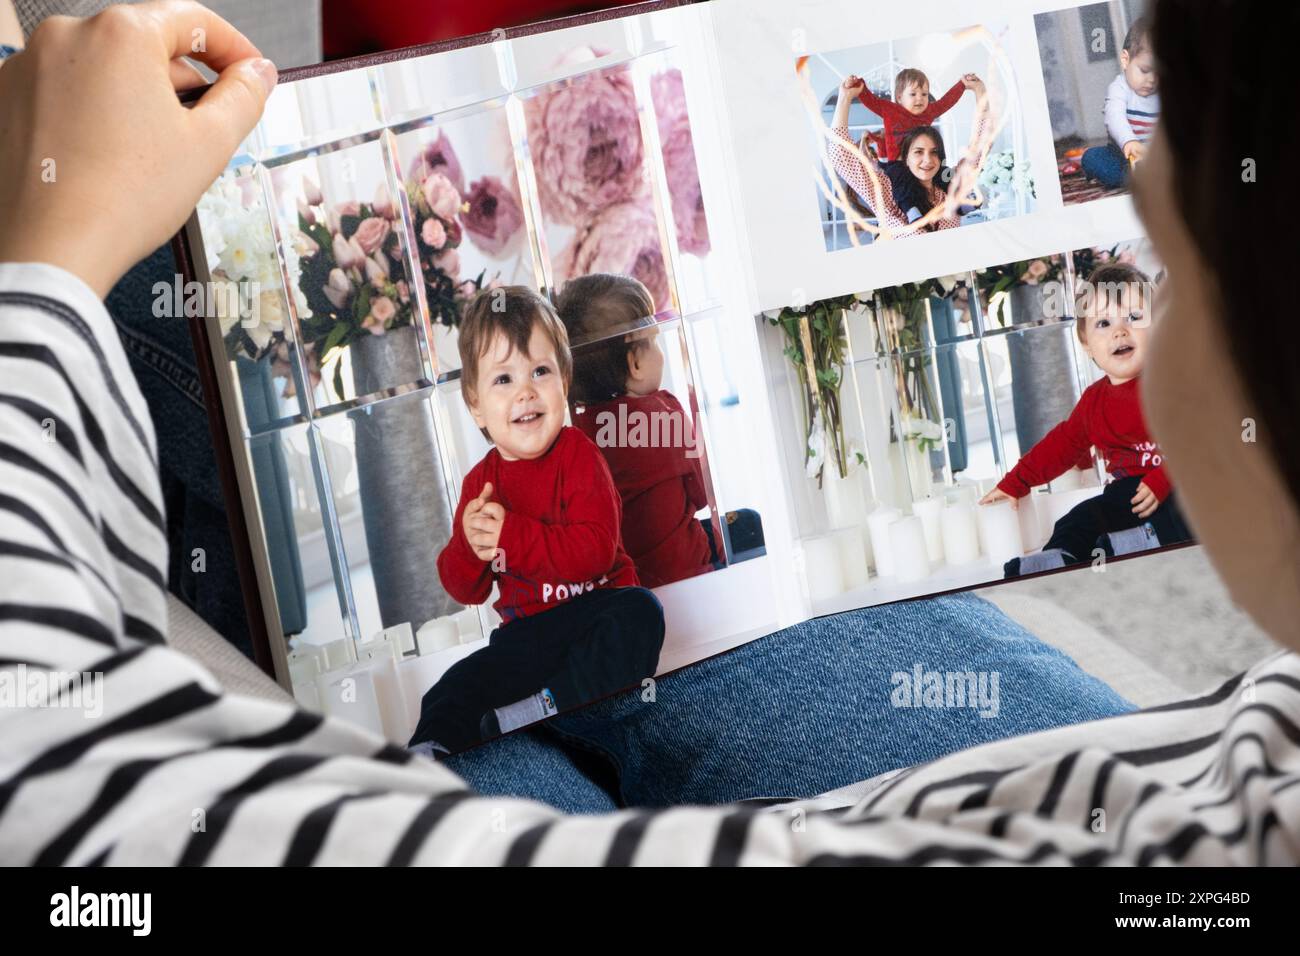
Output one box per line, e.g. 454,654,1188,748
176,0,1183,756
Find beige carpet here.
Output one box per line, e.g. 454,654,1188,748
976,544,1276,696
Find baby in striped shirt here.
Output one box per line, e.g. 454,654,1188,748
1081,17,1159,190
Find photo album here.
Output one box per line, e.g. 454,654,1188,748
176,0,1183,756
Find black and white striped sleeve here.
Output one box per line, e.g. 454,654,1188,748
2,261,1298,866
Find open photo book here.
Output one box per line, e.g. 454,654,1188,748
175,0,1188,755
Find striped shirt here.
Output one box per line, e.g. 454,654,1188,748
1104,73,1160,148
829,95,992,239
2,260,1298,865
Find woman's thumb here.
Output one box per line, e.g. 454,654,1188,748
190,57,277,168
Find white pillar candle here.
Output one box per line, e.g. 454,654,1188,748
823,468,869,529
454,607,483,643
802,533,846,602
1016,492,1048,552
1049,467,1083,492
358,655,408,744
320,637,356,672
416,617,461,655
376,622,415,657
1045,487,1102,530
833,526,870,590
941,501,981,564
977,499,1025,565
317,664,385,737
911,496,946,563
866,506,902,577
888,515,932,583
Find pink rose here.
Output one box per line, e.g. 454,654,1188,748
363,296,396,335
353,217,391,255
421,217,447,249
297,198,316,226
460,176,525,257
1024,259,1048,285
348,237,368,271
337,200,361,218
422,173,462,221
303,179,323,206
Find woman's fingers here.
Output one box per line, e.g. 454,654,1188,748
187,56,276,171
169,56,208,90
139,0,260,72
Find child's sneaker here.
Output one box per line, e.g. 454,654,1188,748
481,688,559,739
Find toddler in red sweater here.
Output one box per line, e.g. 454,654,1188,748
979,263,1192,576
556,273,716,588
408,286,665,756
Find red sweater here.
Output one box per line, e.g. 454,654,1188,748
857,80,967,162
574,390,713,588
997,376,1172,502
437,426,639,623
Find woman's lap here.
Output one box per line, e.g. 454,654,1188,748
446,591,1135,811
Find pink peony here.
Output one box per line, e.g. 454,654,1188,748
554,200,670,310
421,217,447,250
651,69,710,256
422,172,462,221
460,176,525,257
353,217,391,255
408,131,465,195
523,65,647,225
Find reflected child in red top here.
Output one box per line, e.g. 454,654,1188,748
408,286,664,757
979,263,1194,576
556,274,718,588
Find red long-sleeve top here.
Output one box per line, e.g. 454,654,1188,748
573,390,713,588
996,375,1172,502
437,426,639,623
857,80,967,162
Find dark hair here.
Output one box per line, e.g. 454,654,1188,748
891,125,948,222
1074,262,1151,345
1123,17,1152,56
1149,0,1300,509
554,273,656,404
458,285,572,442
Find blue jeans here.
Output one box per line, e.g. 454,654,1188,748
107,245,253,654
445,591,1136,812
1081,142,1129,189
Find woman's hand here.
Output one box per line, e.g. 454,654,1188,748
979,487,1018,510
840,74,865,99
961,73,987,96
0,0,277,297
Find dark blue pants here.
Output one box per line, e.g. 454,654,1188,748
409,586,665,753
1043,475,1192,565
1081,142,1129,189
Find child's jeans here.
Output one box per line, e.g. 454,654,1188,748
1080,141,1129,189
408,586,665,753
1038,474,1192,567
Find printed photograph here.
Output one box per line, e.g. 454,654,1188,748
797,22,1038,252
1034,1,1156,205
